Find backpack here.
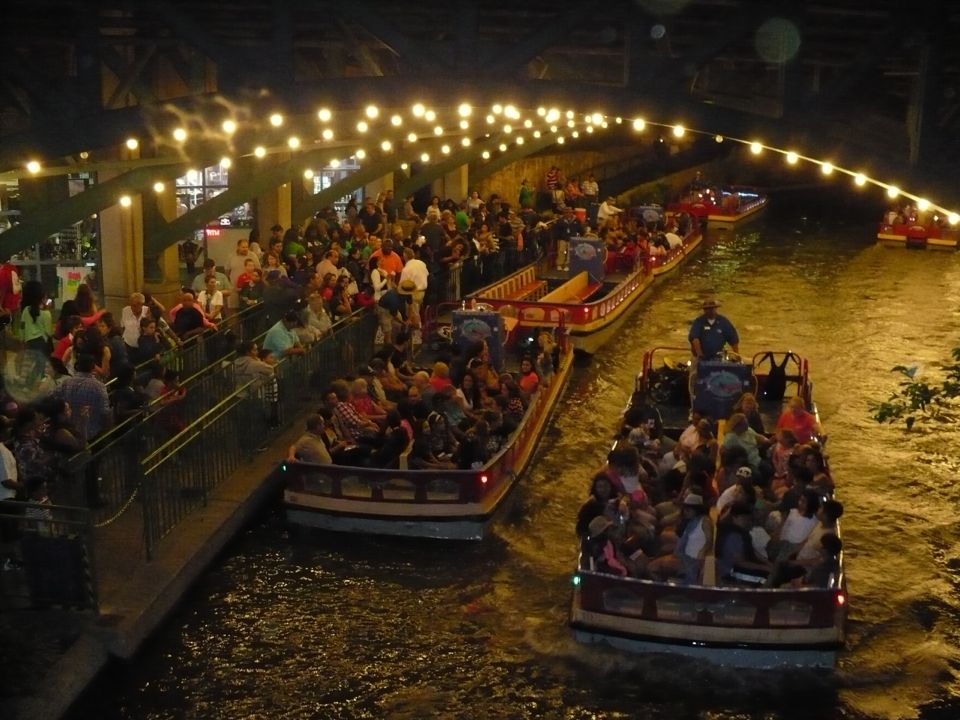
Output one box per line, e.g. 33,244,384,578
757,352,790,402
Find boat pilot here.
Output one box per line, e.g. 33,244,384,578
688,298,739,362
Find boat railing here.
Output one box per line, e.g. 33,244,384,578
574,559,846,631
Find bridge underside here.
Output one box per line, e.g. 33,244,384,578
0,0,957,256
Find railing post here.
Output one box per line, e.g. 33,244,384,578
139,459,157,561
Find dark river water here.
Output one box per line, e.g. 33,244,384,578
70,191,960,719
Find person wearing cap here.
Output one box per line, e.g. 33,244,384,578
597,196,623,227
262,310,305,358
717,465,757,515
688,298,739,361
585,515,630,577
191,258,232,300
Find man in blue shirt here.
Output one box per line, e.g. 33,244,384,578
263,311,305,358
688,299,739,361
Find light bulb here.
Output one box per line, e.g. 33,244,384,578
317,108,331,122
365,105,379,119
125,138,139,150
633,118,645,131
269,113,283,127
254,146,266,158
222,119,237,134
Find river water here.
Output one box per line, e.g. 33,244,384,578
70,191,960,719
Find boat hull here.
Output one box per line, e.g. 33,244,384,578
283,345,574,539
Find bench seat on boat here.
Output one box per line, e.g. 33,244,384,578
503,279,547,301
540,272,600,304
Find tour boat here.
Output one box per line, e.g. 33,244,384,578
667,185,768,226
469,222,703,355
876,217,959,250
282,330,574,540
569,348,846,668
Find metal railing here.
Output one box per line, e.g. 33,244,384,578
0,501,98,611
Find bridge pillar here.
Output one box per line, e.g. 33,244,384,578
99,171,144,314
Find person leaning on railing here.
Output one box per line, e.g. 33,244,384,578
262,310,306,358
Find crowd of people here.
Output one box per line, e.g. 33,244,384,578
577,390,842,590
287,330,560,472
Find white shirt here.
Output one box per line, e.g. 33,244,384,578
196,290,224,319
665,232,683,249
0,444,17,500
581,179,599,197
400,258,429,291
780,509,818,545
684,516,708,559
597,201,623,225
120,305,151,347
228,251,260,280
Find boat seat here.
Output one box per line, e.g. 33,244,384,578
572,282,603,302
503,280,546,301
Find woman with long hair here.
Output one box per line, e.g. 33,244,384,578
19,280,53,384
73,283,105,326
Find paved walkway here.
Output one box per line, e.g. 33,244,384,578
2,414,309,720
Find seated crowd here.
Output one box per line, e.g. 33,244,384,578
287,331,558,471
577,391,843,590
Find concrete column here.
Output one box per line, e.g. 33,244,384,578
143,185,183,310
443,164,468,203
100,192,144,316
255,163,293,238
364,172,394,201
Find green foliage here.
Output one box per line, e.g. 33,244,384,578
870,354,960,430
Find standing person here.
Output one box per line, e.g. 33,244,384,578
597,196,624,227
376,282,413,350
399,248,428,336
581,173,599,206
0,260,21,332
18,280,53,385
370,238,404,284
181,237,202,279
227,238,261,283
518,179,534,210
688,298,739,362
120,292,151,356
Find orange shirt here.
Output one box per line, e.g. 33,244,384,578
371,249,404,278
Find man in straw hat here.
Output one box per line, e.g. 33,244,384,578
688,298,739,362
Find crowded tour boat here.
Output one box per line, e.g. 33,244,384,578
282,314,574,540
470,205,703,354
876,203,960,249
569,341,846,668
666,180,768,227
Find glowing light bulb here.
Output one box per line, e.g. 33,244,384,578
821,162,833,175
572,131,580,138
79,151,89,160
269,113,283,127
503,124,512,134
516,136,525,145
672,125,685,137
407,132,418,143
566,119,575,128
533,130,541,138
322,128,334,141
550,125,558,133
420,152,430,162
459,119,469,130
330,159,341,168
750,142,763,154
537,107,546,117
949,212,959,225
125,137,139,150
615,117,623,124
357,121,368,133
222,119,238,135
486,114,495,124
365,104,379,119
886,186,900,199
557,136,565,144
400,163,409,170
565,110,574,119
381,140,392,151
601,121,608,128
355,149,366,159
458,103,472,117
304,169,314,179
854,173,867,186
591,113,603,125
633,118,645,131
287,136,301,149
173,127,187,142
498,143,507,151
585,126,594,134
390,114,402,126
153,182,165,193
220,156,232,169
492,104,503,114
441,144,450,154
317,108,331,122
715,135,724,143
119,195,132,207
434,126,444,136
917,198,930,211
546,109,560,123
786,151,798,164
412,103,425,117
481,151,490,159
25,160,41,174
254,146,266,158
424,110,436,122
461,137,471,147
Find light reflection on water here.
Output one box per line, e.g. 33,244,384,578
70,194,960,720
